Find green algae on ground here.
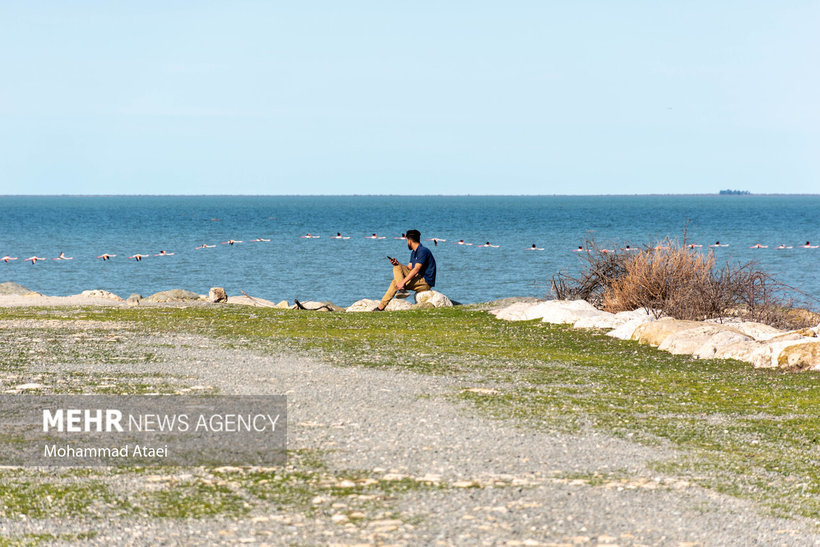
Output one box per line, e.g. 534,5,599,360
0,450,446,527
0,305,818,520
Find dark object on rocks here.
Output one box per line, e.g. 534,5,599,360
208,287,228,303
0,282,37,296
294,299,340,312
126,293,142,306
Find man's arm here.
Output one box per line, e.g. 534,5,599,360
397,263,423,290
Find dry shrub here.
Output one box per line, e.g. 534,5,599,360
551,238,818,329
549,242,626,307
603,242,714,316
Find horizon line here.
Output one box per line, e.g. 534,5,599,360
3,193,819,198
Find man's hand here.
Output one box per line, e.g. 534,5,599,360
389,257,400,266
398,263,423,291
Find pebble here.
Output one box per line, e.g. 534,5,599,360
15,383,44,390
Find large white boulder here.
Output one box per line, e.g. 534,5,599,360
658,325,747,356
607,318,649,340
777,341,820,371
491,300,658,333
491,302,541,321
78,289,124,301
387,299,414,311
604,311,658,340
729,321,785,341
573,308,652,330
491,300,601,323
715,338,815,369
572,311,617,329
693,330,754,359
527,300,598,324
414,290,453,308
631,319,704,347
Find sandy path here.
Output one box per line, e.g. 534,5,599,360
3,322,815,546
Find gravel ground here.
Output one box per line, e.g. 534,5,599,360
2,319,819,546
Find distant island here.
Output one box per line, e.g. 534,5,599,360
719,189,751,195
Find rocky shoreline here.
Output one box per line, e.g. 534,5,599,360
3,281,818,372
0,282,455,311
490,299,820,372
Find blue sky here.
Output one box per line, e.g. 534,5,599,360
1,1,817,195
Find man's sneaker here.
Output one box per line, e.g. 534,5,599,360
395,290,411,299
371,306,384,312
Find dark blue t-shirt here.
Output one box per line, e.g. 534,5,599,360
410,244,436,287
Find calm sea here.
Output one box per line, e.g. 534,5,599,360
0,195,818,306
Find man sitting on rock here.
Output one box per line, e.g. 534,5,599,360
374,229,436,311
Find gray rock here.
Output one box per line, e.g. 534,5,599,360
208,287,228,303
145,289,203,303
126,293,142,306
0,281,38,296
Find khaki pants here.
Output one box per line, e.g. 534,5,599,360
379,264,431,308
